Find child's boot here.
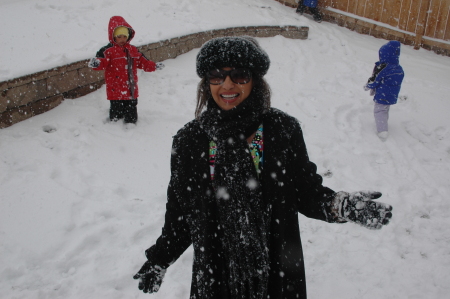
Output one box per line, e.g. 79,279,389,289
377,131,389,141
310,7,323,23
296,3,306,15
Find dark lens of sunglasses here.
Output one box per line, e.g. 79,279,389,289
207,70,225,85
230,69,251,84
207,69,251,85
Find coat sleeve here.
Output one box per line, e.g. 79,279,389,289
92,58,110,70
136,52,157,72
145,134,192,267
376,66,404,88
91,44,112,71
289,119,341,222
366,63,387,89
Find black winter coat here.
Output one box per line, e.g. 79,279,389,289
146,108,339,299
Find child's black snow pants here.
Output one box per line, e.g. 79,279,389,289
109,99,138,123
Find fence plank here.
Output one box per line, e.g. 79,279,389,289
384,0,402,27
335,0,348,11
347,0,358,14
344,0,351,12
364,0,375,18
426,0,441,38
406,0,421,33
355,0,367,16
434,0,450,40
380,0,389,24
414,0,431,48
372,0,384,21
321,0,333,8
398,0,413,31
445,3,450,40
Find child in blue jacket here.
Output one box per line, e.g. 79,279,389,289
365,40,405,140
296,0,322,22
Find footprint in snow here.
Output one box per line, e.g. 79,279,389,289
42,125,57,133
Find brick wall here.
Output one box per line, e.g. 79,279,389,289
0,25,308,129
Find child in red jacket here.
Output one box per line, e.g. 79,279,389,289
88,16,164,124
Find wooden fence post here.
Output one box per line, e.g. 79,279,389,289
414,0,432,50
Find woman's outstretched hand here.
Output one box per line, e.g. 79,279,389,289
133,261,166,293
334,191,393,229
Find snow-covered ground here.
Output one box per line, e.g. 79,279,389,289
1,0,450,298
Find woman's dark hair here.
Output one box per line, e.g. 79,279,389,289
195,74,271,119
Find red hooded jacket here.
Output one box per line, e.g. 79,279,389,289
93,16,156,100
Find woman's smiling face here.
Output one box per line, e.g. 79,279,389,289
209,67,253,110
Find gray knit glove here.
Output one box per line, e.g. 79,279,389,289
88,57,100,68
333,191,393,229
133,261,167,293
156,62,165,70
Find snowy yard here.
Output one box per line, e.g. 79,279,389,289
1,0,450,298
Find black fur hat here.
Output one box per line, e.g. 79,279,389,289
196,36,270,78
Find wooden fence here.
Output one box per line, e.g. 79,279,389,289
277,0,450,55
322,0,450,41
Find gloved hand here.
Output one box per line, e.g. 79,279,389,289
333,191,392,229
88,57,100,68
133,261,167,293
363,84,371,91
156,62,165,70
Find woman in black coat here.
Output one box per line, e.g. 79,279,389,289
133,36,393,299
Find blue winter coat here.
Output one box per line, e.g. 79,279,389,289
366,41,404,105
303,0,318,8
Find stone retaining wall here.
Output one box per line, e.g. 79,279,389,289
0,25,308,129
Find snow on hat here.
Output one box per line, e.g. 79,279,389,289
114,26,129,37
196,36,270,78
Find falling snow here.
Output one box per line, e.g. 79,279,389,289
1,0,450,299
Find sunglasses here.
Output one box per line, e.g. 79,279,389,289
207,68,252,85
